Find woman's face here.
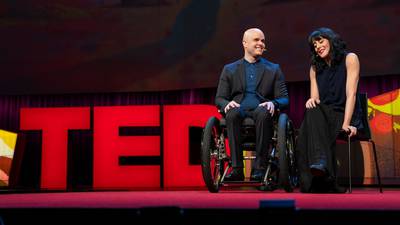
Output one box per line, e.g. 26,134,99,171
313,37,330,59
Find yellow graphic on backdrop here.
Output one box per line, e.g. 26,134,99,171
0,129,18,186
368,89,400,116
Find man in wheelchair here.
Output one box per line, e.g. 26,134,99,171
214,28,289,183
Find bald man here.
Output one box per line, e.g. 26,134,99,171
215,28,289,181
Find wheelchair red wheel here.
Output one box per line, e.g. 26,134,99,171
201,117,223,193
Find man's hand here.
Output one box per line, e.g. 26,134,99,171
259,101,275,116
305,98,320,109
224,101,240,113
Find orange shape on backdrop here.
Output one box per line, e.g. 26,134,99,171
370,111,393,134
370,89,399,105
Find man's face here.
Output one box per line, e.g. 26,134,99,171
243,30,266,58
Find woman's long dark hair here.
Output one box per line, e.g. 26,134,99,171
308,27,347,72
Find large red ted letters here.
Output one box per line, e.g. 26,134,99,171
20,107,91,189
20,105,220,190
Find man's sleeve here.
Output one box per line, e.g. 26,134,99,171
273,65,289,110
215,66,231,112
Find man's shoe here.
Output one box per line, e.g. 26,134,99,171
310,176,329,193
224,168,244,181
250,169,266,182
310,164,327,177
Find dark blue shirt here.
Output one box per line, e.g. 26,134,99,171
240,59,261,117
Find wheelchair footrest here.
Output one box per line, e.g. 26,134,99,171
221,180,265,186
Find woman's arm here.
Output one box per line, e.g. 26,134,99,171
342,53,360,136
306,66,320,108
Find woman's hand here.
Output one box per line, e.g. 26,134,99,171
305,98,320,109
342,124,357,137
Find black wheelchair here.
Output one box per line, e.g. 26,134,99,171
201,112,298,193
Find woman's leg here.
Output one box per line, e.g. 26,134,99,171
297,105,337,192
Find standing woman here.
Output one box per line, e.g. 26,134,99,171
296,27,362,193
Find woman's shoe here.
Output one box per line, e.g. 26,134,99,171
310,164,327,177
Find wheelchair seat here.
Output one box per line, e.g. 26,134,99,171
219,117,257,127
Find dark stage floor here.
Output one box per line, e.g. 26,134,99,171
0,188,399,225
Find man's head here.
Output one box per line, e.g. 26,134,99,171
242,28,266,61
